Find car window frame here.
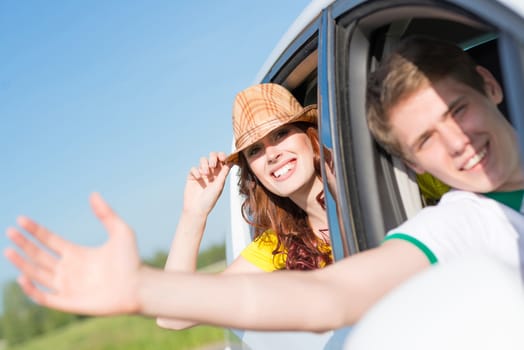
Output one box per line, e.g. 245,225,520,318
322,0,524,257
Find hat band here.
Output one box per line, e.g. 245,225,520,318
235,118,285,151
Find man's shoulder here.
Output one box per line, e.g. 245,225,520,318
415,190,477,213
438,189,479,203
436,190,498,211
394,190,483,230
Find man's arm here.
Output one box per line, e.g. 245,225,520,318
142,239,428,331
5,193,430,332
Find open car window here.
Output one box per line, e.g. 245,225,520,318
320,0,524,257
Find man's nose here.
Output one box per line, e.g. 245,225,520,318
440,120,469,156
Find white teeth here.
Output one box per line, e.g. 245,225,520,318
274,163,294,178
463,148,487,170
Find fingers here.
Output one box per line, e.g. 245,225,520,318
207,151,227,168
17,275,51,307
322,145,334,171
189,152,230,181
215,157,232,181
6,227,58,271
5,217,70,298
198,152,221,177
216,151,227,163
89,192,130,237
16,216,70,254
17,275,86,315
188,166,205,183
198,156,213,180
5,247,56,290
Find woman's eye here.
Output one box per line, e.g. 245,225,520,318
275,128,290,140
246,146,261,157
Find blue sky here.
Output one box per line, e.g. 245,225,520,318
0,1,312,293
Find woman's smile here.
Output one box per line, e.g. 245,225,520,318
272,159,297,180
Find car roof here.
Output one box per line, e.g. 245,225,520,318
498,0,524,16
254,0,524,83
254,0,334,82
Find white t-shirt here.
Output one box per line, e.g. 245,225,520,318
385,189,524,270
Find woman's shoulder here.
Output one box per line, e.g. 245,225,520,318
254,229,278,243
240,229,286,271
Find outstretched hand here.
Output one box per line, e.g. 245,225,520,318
4,193,141,316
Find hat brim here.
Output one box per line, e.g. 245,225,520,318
225,105,317,165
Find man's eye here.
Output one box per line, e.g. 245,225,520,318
452,104,467,118
418,134,432,150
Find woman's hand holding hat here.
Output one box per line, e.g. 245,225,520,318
184,151,232,218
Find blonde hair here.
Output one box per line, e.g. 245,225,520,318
366,36,486,158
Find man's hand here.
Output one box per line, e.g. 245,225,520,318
4,193,141,316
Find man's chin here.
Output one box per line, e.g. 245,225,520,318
444,179,498,194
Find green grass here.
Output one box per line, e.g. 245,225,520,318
8,315,231,350
5,260,236,350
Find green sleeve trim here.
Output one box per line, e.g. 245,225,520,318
384,233,438,264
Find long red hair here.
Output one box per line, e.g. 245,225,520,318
236,123,333,270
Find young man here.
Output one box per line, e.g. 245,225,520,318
5,36,524,332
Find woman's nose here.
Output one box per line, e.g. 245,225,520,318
265,144,282,163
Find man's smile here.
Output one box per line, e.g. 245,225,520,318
461,144,488,171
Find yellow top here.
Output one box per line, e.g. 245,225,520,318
240,229,332,271
240,230,287,271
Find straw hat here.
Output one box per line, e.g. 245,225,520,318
226,83,317,164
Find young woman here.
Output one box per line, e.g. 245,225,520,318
155,83,333,329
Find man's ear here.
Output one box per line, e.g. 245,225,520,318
404,159,425,174
476,65,503,104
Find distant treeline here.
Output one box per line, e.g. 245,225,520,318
0,243,225,348
143,243,226,269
